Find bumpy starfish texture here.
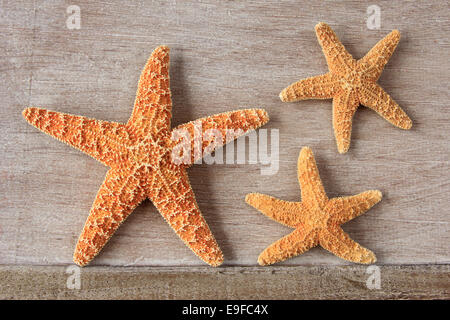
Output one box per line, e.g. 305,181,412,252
280,22,412,153
246,147,382,265
23,46,269,267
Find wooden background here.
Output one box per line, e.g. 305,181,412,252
0,0,449,298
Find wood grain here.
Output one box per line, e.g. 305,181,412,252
0,0,449,276
0,265,448,299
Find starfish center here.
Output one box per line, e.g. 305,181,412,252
128,136,173,166
303,206,330,229
341,70,363,89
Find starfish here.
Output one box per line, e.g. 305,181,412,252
23,45,269,267
280,22,413,153
246,147,382,265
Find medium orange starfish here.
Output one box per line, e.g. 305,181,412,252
23,46,269,267
280,22,413,153
246,147,382,265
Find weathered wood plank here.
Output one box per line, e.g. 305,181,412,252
0,265,448,299
0,0,448,267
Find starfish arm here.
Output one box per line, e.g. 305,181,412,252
147,166,223,266
332,89,360,153
23,107,131,167
279,72,340,102
319,227,376,264
359,30,400,81
245,193,303,228
73,167,147,266
258,228,318,265
315,22,356,75
172,108,269,166
359,82,412,129
297,147,328,209
127,46,172,138
327,190,382,225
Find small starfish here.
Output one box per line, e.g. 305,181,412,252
23,46,269,267
246,147,382,265
280,22,413,153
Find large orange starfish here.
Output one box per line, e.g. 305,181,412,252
246,147,382,265
23,46,269,267
280,22,413,153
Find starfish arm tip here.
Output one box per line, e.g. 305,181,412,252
392,29,401,39
155,45,170,53
245,193,261,207
279,88,291,102
403,118,413,130
337,139,352,153
257,108,270,123
373,190,383,201
73,256,87,267
299,146,313,158
22,107,31,118
22,107,37,122
300,145,312,152
257,255,271,266
315,21,329,31
279,90,286,102
393,114,412,130
279,86,306,102
335,128,353,153
208,255,224,267
361,251,377,264
314,22,334,44
337,146,349,154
